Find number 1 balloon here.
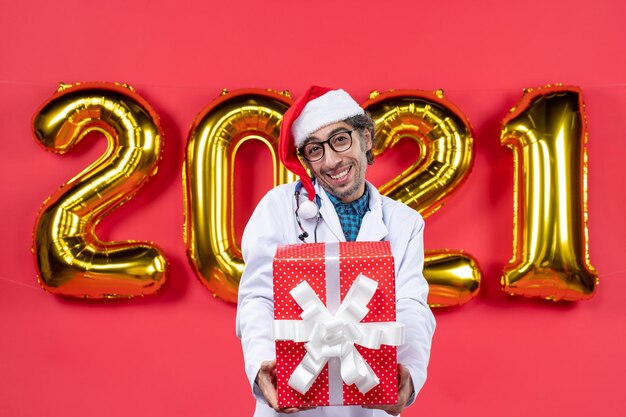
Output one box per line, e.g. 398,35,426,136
500,85,598,301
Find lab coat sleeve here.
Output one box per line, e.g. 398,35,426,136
395,214,436,405
235,190,288,402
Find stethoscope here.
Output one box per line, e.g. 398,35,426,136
294,180,322,242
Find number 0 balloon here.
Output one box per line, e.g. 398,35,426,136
184,89,295,302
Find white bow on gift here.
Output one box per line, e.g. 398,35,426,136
273,274,405,395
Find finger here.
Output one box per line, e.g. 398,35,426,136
398,364,408,381
363,405,394,411
265,389,279,411
258,375,279,409
261,359,277,371
277,406,317,414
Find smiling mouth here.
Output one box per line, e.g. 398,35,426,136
327,166,351,181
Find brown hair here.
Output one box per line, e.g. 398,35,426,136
344,112,376,164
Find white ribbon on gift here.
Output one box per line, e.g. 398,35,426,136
273,274,405,396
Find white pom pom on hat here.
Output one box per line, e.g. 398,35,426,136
297,199,319,220
279,86,364,203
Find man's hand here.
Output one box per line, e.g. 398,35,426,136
363,364,414,416
256,360,314,414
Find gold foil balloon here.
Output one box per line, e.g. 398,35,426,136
500,85,598,301
184,89,295,302
32,82,168,298
424,250,481,307
363,90,480,307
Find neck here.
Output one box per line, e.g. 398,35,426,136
325,183,368,204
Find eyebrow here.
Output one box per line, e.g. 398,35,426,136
305,127,351,143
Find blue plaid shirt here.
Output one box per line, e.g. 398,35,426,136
325,187,370,242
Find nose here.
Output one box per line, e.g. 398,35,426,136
322,143,342,166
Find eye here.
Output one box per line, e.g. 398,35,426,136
305,144,322,156
333,134,350,144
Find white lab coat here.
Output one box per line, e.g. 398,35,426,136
236,180,436,417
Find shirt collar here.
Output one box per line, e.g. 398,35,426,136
325,186,370,216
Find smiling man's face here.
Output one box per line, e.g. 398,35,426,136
303,121,372,203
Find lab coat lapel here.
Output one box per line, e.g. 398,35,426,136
315,182,346,242
356,182,388,242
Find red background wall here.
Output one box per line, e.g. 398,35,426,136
1,1,625,416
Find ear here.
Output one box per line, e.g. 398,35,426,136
361,128,373,151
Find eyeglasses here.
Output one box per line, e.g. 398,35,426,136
298,130,354,162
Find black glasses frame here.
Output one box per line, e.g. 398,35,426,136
297,130,355,162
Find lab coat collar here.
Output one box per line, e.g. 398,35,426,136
313,180,388,242
358,182,388,242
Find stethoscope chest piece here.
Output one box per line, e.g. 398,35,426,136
294,180,322,242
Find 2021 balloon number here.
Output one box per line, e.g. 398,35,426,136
32,82,598,306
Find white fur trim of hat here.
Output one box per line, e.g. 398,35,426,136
291,89,364,147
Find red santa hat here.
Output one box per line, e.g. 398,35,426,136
279,86,364,214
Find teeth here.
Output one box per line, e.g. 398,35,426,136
330,168,349,180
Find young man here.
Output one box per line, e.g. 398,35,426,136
236,86,435,416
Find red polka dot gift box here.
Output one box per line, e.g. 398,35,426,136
273,241,405,407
